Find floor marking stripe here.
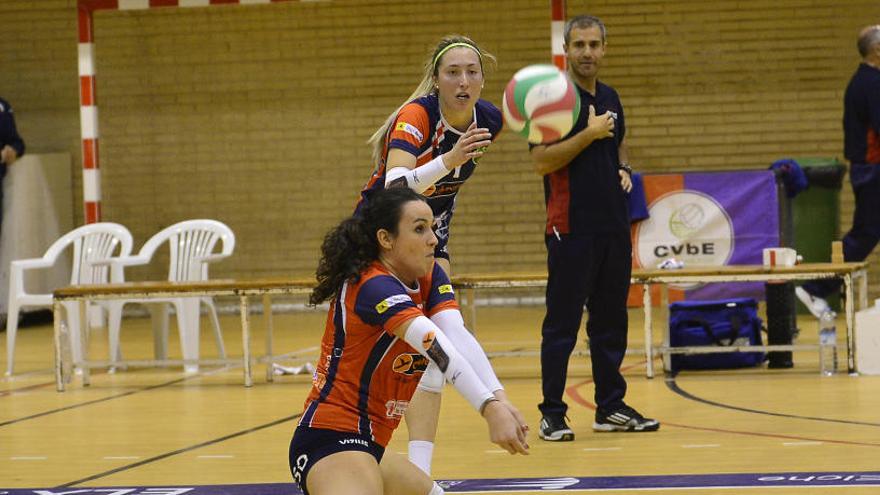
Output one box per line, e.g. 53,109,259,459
0,375,192,428
563,371,880,449
9,472,880,494
665,377,880,427
58,413,302,487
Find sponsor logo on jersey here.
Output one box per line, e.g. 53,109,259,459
391,353,430,375
375,294,412,314
338,437,370,447
428,180,464,197
437,284,454,295
395,122,424,141
385,399,410,418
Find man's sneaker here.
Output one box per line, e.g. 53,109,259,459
594,405,660,432
795,287,830,319
538,415,575,441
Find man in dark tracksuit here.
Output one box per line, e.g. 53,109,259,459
797,25,880,317
0,97,26,225
530,15,658,442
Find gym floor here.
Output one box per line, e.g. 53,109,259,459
2,304,879,494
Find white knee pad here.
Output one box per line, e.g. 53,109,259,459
417,362,445,393
427,481,445,495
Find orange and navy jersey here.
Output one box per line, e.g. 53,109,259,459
844,63,880,165
540,81,629,235
357,94,502,225
299,261,458,447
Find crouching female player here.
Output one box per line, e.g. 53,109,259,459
289,188,529,495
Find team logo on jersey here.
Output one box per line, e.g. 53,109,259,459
437,284,454,295
312,370,326,391
375,294,412,314
395,122,424,141
391,353,429,375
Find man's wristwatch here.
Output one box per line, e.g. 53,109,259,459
618,162,633,176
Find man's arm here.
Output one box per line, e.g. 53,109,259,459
529,104,614,176
617,138,632,192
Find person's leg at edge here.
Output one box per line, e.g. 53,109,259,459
306,451,384,495
588,233,659,432
802,165,880,299
381,450,443,495
539,235,591,437
405,256,452,474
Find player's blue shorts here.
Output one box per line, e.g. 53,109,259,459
288,426,385,495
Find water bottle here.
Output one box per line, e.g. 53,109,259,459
818,310,838,376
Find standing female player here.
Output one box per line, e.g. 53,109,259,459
289,188,528,495
358,35,519,475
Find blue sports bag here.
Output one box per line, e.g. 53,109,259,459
669,298,766,371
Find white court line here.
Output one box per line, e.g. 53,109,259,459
484,450,509,454
103,456,141,460
10,456,46,460
582,447,622,451
197,454,235,459
682,444,721,448
782,441,823,446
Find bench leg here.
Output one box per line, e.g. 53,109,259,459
241,295,253,387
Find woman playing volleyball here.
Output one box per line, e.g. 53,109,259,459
289,188,528,495
357,35,522,475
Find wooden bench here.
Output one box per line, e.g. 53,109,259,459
52,262,869,390
447,262,870,378
52,277,317,391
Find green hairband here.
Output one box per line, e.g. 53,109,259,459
432,42,482,69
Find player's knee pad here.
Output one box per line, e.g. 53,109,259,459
427,481,445,495
417,362,445,393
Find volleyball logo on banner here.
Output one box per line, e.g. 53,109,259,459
634,190,734,289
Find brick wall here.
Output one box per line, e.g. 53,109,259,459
1,0,878,299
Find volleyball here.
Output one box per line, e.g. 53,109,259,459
502,64,580,144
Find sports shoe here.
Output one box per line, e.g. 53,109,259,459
795,287,830,319
593,405,660,432
538,415,575,441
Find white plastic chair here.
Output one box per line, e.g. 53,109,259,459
5,222,133,375
107,219,235,372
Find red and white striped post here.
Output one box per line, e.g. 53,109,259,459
551,0,566,70
75,0,297,223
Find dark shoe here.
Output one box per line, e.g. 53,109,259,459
538,415,574,441
594,405,660,432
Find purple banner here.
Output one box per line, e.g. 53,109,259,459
635,170,779,301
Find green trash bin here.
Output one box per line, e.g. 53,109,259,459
791,157,847,312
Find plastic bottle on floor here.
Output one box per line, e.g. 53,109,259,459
818,310,838,376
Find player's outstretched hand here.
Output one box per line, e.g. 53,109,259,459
482,400,530,455
444,122,492,169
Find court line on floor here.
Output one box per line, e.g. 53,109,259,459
565,373,880,448
665,377,880,427
0,379,57,397
58,412,302,487
0,374,197,428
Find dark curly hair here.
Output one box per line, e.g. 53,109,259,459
310,188,427,305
